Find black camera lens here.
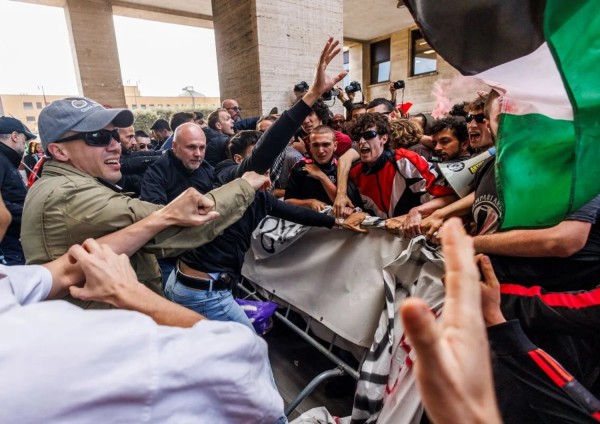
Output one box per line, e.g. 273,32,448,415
393,80,405,89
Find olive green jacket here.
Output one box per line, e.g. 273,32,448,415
22,161,255,307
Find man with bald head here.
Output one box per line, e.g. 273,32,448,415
141,122,215,284
222,98,260,131
141,122,212,204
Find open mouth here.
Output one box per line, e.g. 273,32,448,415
359,146,371,154
104,159,120,166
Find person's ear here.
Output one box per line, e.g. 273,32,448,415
47,144,69,161
233,153,243,164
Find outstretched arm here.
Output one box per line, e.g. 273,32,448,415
333,148,359,217
68,240,204,327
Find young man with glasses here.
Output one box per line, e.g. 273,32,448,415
333,112,454,219
21,97,269,309
466,93,494,152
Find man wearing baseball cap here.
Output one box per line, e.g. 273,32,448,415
21,97,268,309
0,116,36,265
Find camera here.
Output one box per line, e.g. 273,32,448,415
321,89,340,101
393,80,406,89
345,81,362,94
294,81,309,93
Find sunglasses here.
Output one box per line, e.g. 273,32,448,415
356,130,379,141
466,113,485,123
226,106,242,112
54,129,120,147
137,143,150,149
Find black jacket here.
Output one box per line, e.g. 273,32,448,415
140,150,214,204
0,143,27,264
203,128,229,167
213,99,312,186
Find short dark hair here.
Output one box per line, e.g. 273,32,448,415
352,112,391,140
310,125,336,141
430,116,469,143
311,100,332,125
169,112,195,132
366,98,394,113
228,130,262,158
449,101,469,118
208,108,227,130
135,130,149,138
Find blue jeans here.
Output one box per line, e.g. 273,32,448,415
164,270,255,332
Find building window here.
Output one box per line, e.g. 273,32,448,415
342,49,351,88
149,104,155,108
411,29,437,76
131,105,137,110
141,104,147,109
26,116,36,122
370,39,390,84
36,102,43,109
23,102,33,110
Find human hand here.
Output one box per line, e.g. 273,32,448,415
68,239,141,308
347,90,355,102
422,211,444,242
336,85,349,102
303,163,325,180
342,211,368,233
402,209,423,238
333,192,354,217
308,199,328,212
401,218,501,424
291,139,307,155
476,254,506,327
158,187,220,227
341,206,355,218
242,171,271,191
384,215,406,236
389,82,397,95
303,37,348,105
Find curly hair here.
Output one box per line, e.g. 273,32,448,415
389,119,423,149
311,99,332,125
468,93,488,113
352,113,391,148
429,116,469,143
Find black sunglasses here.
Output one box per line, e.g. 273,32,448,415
54,129,120,147
466,113,485,123
356,130,379,141
226,106,242,112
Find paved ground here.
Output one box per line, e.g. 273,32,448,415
265,317,357,421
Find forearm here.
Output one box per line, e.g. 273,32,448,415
336,149,359,195
433,192,475,220
319,175,338,203
285,198,313,209
116,281,205,327
474,220,590,257
238,100,312,176
272,199,334,228
411,194,459,218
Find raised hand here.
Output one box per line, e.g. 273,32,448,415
400,218,501,424
303,37,348,106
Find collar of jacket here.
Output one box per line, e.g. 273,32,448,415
39,160,123,193
0,142,23,168
361,149,393,175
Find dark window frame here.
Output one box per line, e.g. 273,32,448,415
410,29,437,77
370,38,391,85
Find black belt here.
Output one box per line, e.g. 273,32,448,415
176,270,235,292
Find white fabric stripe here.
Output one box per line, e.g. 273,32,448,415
477,42,574,120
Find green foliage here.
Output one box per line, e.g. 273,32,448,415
133,107,214,134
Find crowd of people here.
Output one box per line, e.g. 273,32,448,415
1,35,599,423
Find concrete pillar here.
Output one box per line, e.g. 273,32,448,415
211,0,344,117
64,0,126,107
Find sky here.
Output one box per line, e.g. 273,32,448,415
0,0,220,97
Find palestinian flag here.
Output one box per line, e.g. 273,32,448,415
405,0,600,229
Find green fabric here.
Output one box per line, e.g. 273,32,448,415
499,0,600,229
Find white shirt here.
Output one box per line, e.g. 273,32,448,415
0,265,284,423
